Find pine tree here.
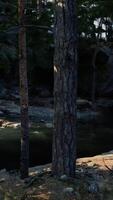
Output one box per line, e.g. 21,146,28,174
52,0,78,177
18,0,29,179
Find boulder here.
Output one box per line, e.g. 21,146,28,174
63,187,74,194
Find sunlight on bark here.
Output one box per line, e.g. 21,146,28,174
54,65,58,73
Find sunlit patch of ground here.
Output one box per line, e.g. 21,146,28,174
0,153,113,200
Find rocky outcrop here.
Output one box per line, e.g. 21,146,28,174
0,99,53,122
0,99,101,123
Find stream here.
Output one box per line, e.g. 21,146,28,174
0,99,113,170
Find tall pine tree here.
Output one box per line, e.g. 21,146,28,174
18,0,29,179
52,0,78,177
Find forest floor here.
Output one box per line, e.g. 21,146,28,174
0,152,113,200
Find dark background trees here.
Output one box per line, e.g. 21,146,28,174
0,0,54,89
1,0,113,98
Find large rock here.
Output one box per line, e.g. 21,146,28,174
0,99,101,123
0,99,53,122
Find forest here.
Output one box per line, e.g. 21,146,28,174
0,0,113,199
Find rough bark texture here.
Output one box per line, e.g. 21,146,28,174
18,0,29,179
52,0,77,177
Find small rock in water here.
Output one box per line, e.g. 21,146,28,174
45,123,53,128
60,174,68,181
63,187,74,194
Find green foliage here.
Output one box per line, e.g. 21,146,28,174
77,0,113,42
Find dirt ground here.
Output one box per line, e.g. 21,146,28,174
0,152,113,200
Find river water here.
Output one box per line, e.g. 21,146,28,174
0,100,113,170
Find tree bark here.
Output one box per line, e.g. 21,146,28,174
18,0,29,179
52,0,78,177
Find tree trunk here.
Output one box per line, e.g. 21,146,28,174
18,0,29,179
52,0,78,177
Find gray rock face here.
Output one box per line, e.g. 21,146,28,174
0,98,101,123
0,99,53,122
63,187,74,194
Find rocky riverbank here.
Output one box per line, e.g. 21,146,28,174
0,151,113,200
0,98,101,123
